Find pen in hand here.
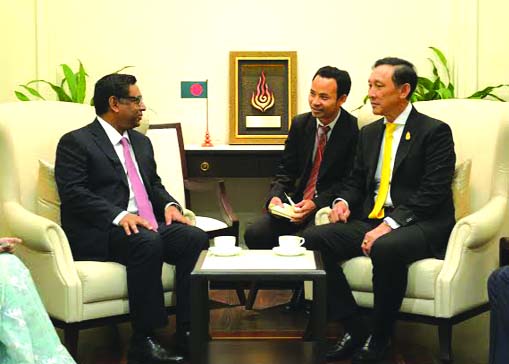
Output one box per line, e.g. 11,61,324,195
284,192,296,207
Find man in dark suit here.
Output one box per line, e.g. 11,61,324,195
55,74,208,364
302,58,456,363
244,66,358,250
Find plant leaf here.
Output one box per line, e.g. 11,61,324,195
61,63,78,101
417,76,434,91
15,91,30,101
111,65,134,74
75,60,87,103
427,57,439,79
467,84,509,99
429,46,451,82
487,93,506,102
18,84,45,100
37,80,72,102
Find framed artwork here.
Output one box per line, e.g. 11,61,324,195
229,51,297,144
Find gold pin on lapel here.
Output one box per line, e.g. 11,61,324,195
405,131,411,140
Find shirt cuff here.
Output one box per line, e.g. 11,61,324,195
383,217,400,229
165,202,183,213
113,211,129,226
332,198,349,209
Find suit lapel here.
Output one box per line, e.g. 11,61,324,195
320,109,343,176
393,107,418,173
315,108,353,178
366,119,385,182
302,116,318,171
89,119,128,187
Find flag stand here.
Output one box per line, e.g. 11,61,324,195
201,80,213,147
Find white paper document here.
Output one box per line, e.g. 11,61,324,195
268,203,297,219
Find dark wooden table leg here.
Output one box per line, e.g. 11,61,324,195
191,276,209,364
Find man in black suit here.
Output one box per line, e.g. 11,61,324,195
244,66,358,249
302,58,456,363
55,74,208,364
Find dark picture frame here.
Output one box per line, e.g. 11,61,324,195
229,51,297,144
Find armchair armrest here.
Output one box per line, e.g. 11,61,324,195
182,208,196,226
436,195,507,316
2,201,83,321
184,178,239,227
3,201,73,257
315,207,332,226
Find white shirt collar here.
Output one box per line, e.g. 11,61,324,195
316,108,341,131
383,102,412,126
97,116,129,145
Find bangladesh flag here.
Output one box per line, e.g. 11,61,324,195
181,81,207,98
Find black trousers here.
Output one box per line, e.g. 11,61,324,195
302,218,431,337
244,213,314,250
109,222,209,333
488,266,509,364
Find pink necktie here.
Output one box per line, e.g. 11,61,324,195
120,137,158,230
303,125,330,200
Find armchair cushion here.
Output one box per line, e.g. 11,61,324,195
76,261,175,304
452,159,471,220
342,257,443,300
36,159,61,225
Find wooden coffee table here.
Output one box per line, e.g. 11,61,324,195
190,249,326,364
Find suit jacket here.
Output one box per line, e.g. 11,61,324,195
55,119,177,261
339,106,456,257
269,108,358,209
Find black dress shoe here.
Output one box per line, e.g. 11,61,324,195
325,332,363,361
128,336,184,364
351,335,390,364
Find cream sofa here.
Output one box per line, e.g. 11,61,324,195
311,99,509,363
0,101,203,358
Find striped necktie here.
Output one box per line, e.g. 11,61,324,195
303,125,330,200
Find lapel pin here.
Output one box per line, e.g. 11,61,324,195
405,131,411,140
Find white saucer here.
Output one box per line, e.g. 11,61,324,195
209,246,242,256
272,246,306,256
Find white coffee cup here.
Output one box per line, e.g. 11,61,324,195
214,236,236,250
278,235,305,250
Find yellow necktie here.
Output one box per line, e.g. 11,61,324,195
368,122,397,219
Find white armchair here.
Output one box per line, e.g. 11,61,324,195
0,101,199,358
311,99,509,363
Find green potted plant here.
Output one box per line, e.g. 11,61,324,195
15,61,132,105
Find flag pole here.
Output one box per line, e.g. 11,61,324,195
201,79,213,147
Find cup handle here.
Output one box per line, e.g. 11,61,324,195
299,237,305,246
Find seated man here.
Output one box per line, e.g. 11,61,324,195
244,66,358,249
302,58,456,364
55,74,209,364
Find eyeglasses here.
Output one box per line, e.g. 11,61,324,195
119,95,144,105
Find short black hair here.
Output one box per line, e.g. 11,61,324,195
312,66,351,99
373,57,417,100
93,74,137,115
